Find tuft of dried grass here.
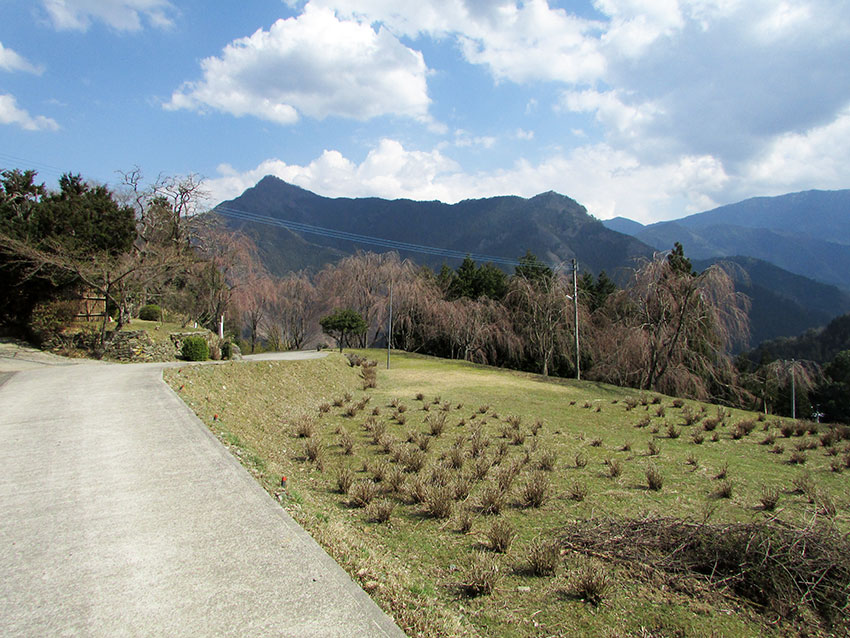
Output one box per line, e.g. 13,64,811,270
458,552,500,597
486,518,515,553
519,471,550,508
569,558,610,605
348,480,378,507
365,499,394,523
645,463,663,491
526,538,560,576
567,480,588,502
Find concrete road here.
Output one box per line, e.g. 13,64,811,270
0,353,405,637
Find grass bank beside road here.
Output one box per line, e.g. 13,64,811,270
165,351,849,638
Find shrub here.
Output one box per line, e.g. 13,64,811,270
666,424,680,439
426,412,447,437
788,451,807,465
486,518,515,553
181,335,209,361
647,440,660,456
645,463,663,490
574,452,588,468
138,303,162,321
526,538,560,576
459,552,500,597
691,431,705,445
28,299,80,346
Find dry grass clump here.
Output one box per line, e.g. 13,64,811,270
604,457,622,479
759,486,780,511
691,431,705,445
454,510,474,534
365,498,394,523
788,451,807,465
645,463,663,491
318,402,331,414
338,430,355,455
647,440,660,456
588,437,603,447
335,467,355,494
486,518,515,553
519,471,550,508
292,415,316,438
478,483,507,515
574,452,588,468
567,480,588,502
568,558,610,606
426,412,447,437
304,436,323,466
348,480,379,507
666,423,681,439
361,365,377,389
537,449,557,471
458,552,500,597
712,479,734,499
525,538,560,576
713,462,728,480
423,484,454,519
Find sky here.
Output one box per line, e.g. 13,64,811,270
1,0,849,224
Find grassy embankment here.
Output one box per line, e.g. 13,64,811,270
164,351,849,638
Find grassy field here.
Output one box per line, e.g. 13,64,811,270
164,350,849,638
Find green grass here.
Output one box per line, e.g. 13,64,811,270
165,350,849,638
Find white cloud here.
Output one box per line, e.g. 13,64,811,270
207,137,731,223
0,94,59,131
40,0,176,31
166,4,431,124
742,104,850,195
515,128,534,140
0,43,44,75
209,139,459,204
322,0,607,84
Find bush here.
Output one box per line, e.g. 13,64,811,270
181,335,209,361
29,298,79,346
221,341,232,359
138,303,162,321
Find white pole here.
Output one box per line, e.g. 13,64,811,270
573,258,580,381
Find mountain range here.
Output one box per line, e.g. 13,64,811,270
215,178,850,348
605,189,850,292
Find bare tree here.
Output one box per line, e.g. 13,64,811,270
507,272,571,376
590,251,750,399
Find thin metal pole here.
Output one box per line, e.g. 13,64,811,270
572,258,580,381
387,281,393,370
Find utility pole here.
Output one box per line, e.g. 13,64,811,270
572,258,580,381
386,280,393,370
791,359,796,420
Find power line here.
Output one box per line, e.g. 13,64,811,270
214,204,522,267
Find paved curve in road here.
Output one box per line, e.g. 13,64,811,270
0,347,405,637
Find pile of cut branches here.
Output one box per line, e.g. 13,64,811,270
559,516,850,632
